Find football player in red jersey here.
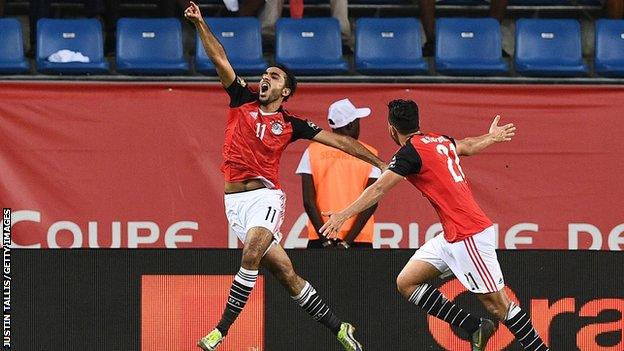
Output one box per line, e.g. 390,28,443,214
185,3,385,350
321,100,549,351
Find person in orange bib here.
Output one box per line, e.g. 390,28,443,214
296,98,381,249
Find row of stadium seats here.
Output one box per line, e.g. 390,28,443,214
1,16,623,77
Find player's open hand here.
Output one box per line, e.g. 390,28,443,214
488,115,516,142
184,1,203,24
320,211,348,239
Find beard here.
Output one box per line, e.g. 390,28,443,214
259,90,282,106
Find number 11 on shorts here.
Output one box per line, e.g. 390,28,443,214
265,206,277,223
464,272,480,291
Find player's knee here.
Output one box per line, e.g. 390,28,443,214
241,249,263,269
396,274,416,299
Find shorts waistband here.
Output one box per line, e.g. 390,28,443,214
224,187,282,198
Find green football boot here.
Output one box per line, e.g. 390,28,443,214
197,328,223,351
337,322,363,351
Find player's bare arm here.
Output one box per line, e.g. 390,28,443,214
455,115,516,156
184,1,235,87
320,170,403,238
313,130,387,170
340,178,378,247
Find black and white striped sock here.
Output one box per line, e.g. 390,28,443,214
292,281,342,335
409,283,480,334
503,303,549,351
216,267,258,336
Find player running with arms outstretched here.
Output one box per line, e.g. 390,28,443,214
185,3,386,350
321,99,549,351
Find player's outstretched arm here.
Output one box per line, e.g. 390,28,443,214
456,115,516,156
184,1,235,87
319,170,403,238
340,178,379,247
312,130,387,171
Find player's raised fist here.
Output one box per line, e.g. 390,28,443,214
184,1,203,24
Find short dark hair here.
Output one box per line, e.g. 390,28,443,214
274,64,297,101
388,99,420,134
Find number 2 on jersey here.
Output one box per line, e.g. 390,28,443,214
436,143,466,182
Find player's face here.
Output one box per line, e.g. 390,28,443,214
388,123,401,146
259,67,289,105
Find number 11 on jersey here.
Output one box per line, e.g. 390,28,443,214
255,122,266,140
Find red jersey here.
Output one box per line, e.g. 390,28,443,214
388,133,492,242
221,77,321,189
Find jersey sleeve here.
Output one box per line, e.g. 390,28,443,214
225,76,258,107
287,116,322,141
295,149,312,174
388,142,422,177
442,135,456,146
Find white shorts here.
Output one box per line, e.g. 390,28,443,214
411,226,505,294
224,188,286,247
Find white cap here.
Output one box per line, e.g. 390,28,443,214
327,98,371,129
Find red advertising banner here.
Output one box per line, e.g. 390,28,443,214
427,279,624,350
0,82,622,249
141,275,264,351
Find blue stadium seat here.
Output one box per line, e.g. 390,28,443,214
116,18,189,75
594,19,624,77
354,18,427,75
0,18,29,74
36,18,109,75
275,18,348,75
196,17,267,75
435,17,509,76
515,19,588,77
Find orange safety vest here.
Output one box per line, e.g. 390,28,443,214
306,141,378,243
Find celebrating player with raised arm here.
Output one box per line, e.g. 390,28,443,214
185,3,386,350
321,100,549,351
